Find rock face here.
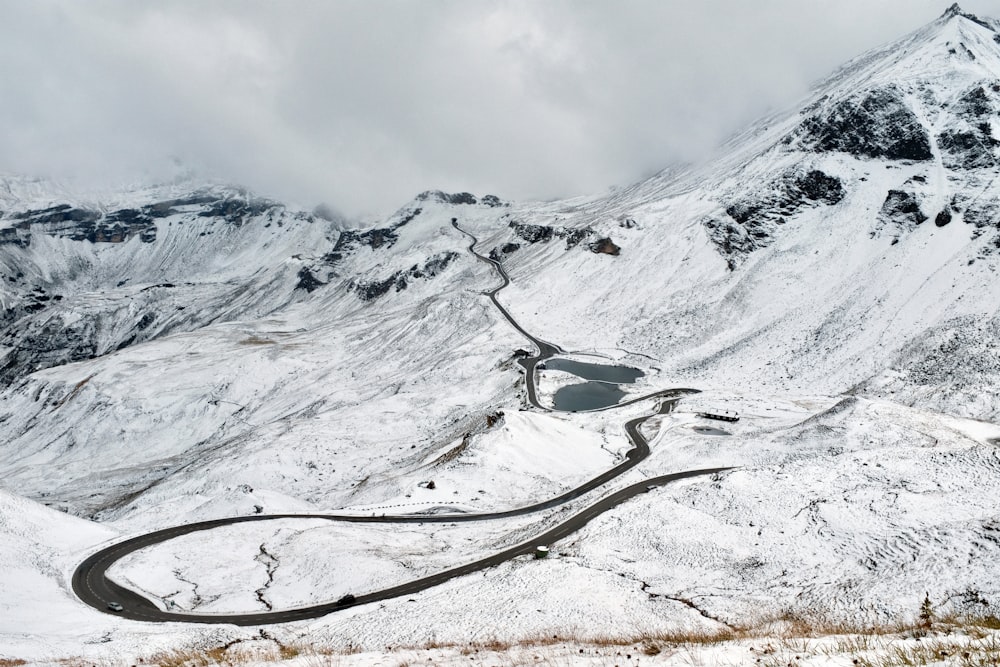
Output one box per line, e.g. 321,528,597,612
587,237,620,256
792,87,934,161
0,187,312,384
877,190,928,236
416,190,507,207
704,169,846,269
353,251,460,301
2,204,156,246
509,221,595,250
488,242,521,262
0,178,504,385
938,86,1000,169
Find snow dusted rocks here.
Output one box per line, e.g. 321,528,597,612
704,168,846,268
791,86,934,161
7,6,1000,665
0,183,485,383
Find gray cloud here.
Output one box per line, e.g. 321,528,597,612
2,0,999,216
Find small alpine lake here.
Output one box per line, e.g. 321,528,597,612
544,358,644,384
545,358,644,412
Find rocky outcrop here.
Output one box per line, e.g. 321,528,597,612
0,192,289,248
878,190,928,232
588,237,620,256
489,242,521,262
8,205,154,245
416,191,506,207
295,267,327,293
319,209,418,270
937,86,1000,169
0,188,315,384
791,86,933,161
509,221,595,250
703,169,846,269
353,251,460,301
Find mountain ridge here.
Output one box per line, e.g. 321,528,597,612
4,7,1000,660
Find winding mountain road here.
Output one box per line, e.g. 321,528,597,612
71,220,730,625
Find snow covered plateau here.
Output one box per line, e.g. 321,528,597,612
4,4,1000,665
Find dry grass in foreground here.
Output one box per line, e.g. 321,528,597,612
18,611,1000,667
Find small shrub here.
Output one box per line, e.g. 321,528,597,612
919,593,934,629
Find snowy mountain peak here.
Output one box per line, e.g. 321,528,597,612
939,2,992,28
943,2,964,16
661,5,1000,272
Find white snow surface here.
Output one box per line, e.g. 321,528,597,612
3,7,1000,665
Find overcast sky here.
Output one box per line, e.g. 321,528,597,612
3,1,1000,217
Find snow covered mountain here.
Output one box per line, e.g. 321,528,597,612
474,2,1000,419
3,5,1000,664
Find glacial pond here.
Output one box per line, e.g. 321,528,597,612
546,358,644,412
545,358,644,384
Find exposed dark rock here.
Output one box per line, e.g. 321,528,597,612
321,208,420,268
417,190,478,205
510,222,554,243
795,170,846,204
295,267,326,292
135,313,156,330
141,194,219,219
879,190,927,230
588,237,620,256
489,242,521,262
941,3,995,30
196,196,276,226
703,218,754,270
938,127,998,169
704,169,845,268
963,199,1000,230
323,226,400,266
354,251,459,301
13,204,100,225
12,204,157,244
481,194,506,207
936,210,953,227
0,226,29,247
558,227,592,249
793,87,933,161
509,221,594,249
396,207,422,227
957,86,994,118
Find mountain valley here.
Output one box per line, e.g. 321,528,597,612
3,5,1000,665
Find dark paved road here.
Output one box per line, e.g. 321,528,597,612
72,220,728,626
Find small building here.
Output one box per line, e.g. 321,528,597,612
697,411,740,423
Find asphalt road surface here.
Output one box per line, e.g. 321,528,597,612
71,219,730,625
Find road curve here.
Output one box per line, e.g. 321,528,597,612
72,219,730,625
450,219,561,410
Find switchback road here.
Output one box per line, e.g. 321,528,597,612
72,220,730,625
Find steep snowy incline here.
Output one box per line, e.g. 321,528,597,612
0,194,567,526
5,6,1000,663
464,6,1000,420
0,177,340,384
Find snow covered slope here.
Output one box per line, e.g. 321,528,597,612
469,4,1000,419
3,5,1000,665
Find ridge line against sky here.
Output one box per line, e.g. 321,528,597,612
2,0,1000,217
